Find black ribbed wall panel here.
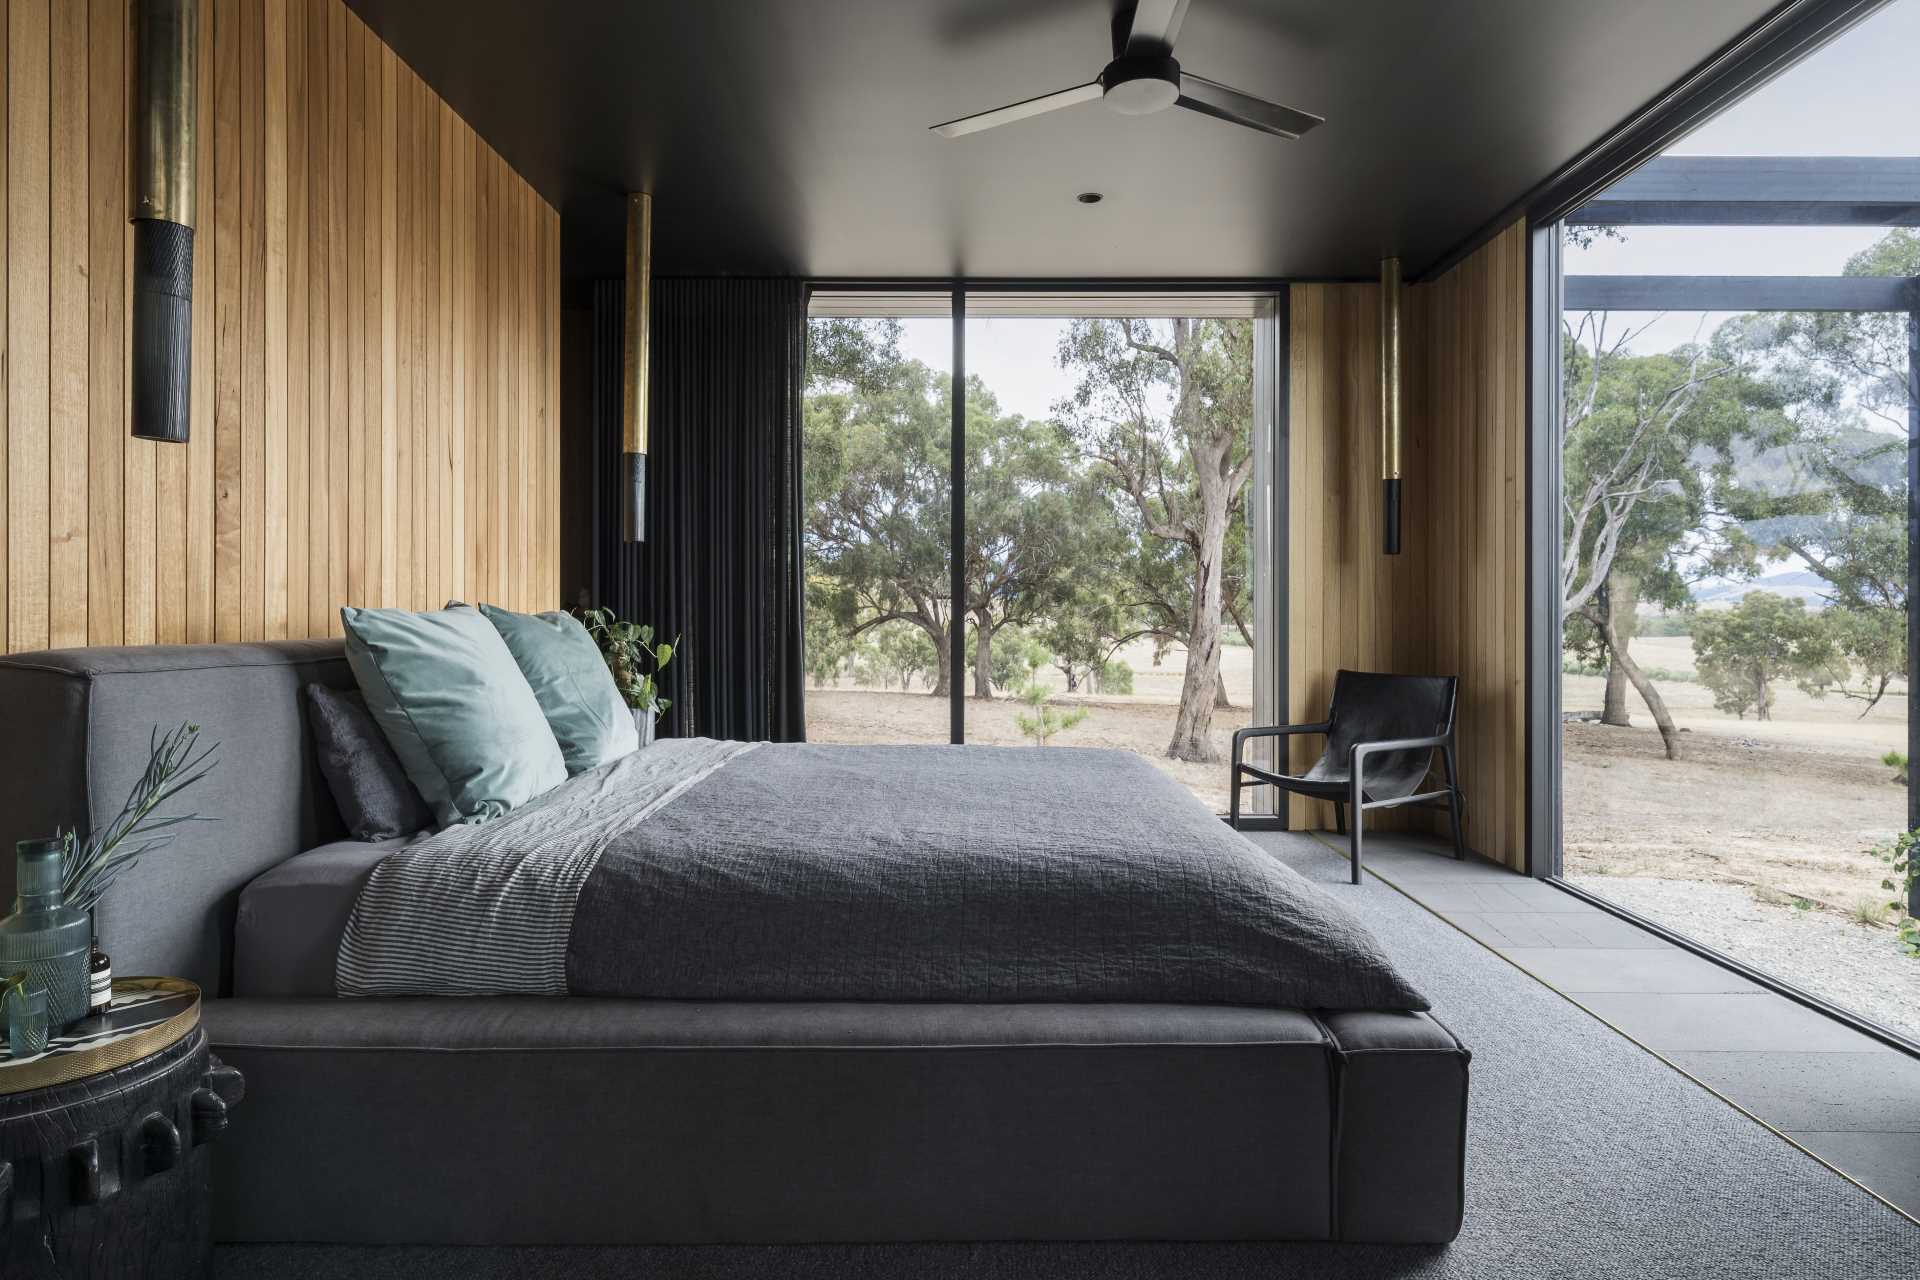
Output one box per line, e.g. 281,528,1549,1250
591,277,807,742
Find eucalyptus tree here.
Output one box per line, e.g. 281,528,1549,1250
1726,229,1917,714
1560,313,1768,759
1054,317,1255,762
805,319,1113,701
804,351,957,694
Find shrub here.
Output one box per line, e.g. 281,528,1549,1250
1014,682,1089,747
1884,750,1909,786
1864,830,1920,958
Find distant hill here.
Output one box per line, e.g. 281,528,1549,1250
1691,569,1830,609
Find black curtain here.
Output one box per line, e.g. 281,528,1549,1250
591,277,807,742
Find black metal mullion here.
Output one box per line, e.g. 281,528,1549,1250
1527,223,1566,880
1908,306,1919,914
950,288,966,745
1273,291,1291,829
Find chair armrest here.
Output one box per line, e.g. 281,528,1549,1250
1233,722,1331,766
1349,733,1451,762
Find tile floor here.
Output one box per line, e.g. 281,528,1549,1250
1309,830,1920,1221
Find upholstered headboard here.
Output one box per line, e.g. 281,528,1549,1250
0,641,354,996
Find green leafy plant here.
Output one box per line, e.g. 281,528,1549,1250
61,723,218,915
576,607,675,714
1865,829,1920,957
1013,682,1089,747
1883,750,1909,786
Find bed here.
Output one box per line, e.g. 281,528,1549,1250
0,640,1470,1246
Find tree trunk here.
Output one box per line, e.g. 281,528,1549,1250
922,620,951,698
1602,660,1632,726
1601,573,1637,727
1215,669,1233,709
1168,504,1230,763
971,610,994,700
1597,609,1681,760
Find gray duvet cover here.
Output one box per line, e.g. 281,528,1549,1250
337,740,1427,1011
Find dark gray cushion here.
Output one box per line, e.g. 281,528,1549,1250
305,685,433,841
234,839,406,997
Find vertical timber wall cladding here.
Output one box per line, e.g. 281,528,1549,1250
0,0,559,654
1285,282,1431,836
1287,220,1527,870
1413,221,1528,872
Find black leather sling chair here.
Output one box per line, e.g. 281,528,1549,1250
1229,670,1466,884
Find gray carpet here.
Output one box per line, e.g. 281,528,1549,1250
217,833,1917,1279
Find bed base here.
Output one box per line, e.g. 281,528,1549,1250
204,997,1467,1245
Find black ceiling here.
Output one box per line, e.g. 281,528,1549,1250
346,0,1784,281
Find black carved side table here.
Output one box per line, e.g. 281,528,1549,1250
0,979,242,1279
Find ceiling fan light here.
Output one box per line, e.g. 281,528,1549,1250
1099,54,1181,116
1103,76,1179,115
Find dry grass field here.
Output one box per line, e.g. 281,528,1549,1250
805,638,1260,812
1563,634,1907,911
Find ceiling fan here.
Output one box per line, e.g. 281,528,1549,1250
930,0,1324,141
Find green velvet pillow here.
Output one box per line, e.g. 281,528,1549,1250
479,603,638,774
340,604,568,826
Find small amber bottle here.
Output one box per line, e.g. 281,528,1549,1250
88,944,112,1016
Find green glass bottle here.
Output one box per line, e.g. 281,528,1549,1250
0,838,93,1030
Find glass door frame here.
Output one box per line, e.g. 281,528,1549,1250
805,281,1291,821
1522,176,1920,1054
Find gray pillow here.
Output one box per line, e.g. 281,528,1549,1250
341,604,568,826
478,603,639,774
305,684,434,841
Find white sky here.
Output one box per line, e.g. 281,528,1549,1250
896,316,1078,423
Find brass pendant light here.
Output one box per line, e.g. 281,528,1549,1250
1379,256,1403,555
130,0,199,443
621,193,653,542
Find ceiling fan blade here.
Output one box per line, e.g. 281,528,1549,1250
931,82,1104,138
1123,0,1191,54
1176,72,1324,139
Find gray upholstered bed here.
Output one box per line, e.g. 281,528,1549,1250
0,640,1470,1246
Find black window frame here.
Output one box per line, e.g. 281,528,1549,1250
801,280,1292,822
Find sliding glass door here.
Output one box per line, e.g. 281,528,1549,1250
1542,0,1920,1041
803,290,1283,812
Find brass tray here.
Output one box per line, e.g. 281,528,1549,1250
0,976,201,1094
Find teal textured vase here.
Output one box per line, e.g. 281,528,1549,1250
0,838,93,1030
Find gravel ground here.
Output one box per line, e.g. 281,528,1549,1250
1568,874,1920,1044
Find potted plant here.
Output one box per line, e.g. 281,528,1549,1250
577,607,675,745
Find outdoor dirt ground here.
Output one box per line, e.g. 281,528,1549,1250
1563,634,1907,913
806,638,1257,812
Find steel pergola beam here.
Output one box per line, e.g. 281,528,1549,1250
1564,274,1919,312
1569,156,1920,227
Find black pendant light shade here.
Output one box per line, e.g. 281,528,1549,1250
130,0,198,444
131,219,194,443
1379,256,1404,555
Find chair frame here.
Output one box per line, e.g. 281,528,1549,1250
1228,681,1467,885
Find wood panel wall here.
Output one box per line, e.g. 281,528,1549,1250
1411,220,1528,870
1286,220,1528,869
0,0,559,656
1286,282,1431,834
